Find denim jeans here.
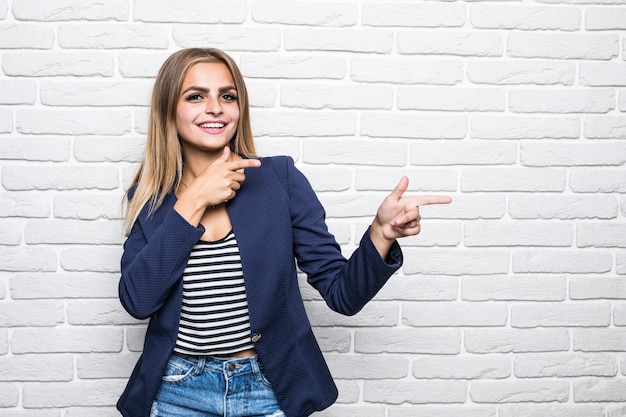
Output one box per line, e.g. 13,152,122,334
151,352,285,417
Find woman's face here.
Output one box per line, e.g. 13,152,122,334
176,62,240,161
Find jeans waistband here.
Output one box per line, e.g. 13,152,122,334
171,351,263,378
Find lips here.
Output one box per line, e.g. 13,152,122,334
198,122,225,129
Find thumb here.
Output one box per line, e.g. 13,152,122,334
389,176,409,201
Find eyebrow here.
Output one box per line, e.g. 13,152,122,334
181,85,237,95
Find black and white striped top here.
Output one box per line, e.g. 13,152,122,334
174,231,254,356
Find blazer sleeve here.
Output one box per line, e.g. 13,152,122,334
283,157,403,316
118,198,205,320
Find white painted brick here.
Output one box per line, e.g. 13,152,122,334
58,24,167,49
508,33,619,60
417,194,507,219
0,138,70,162
298,167,351,192
22,380,126,408
0,383,19,407
118,52,169,78
25,219,123,245
462,168,566,192
362,2,466,27
0,354,73,381
2,53,114,77
355,328,461,354
390,407,496,417
509,194,618,220
398,86,504,112
363,380,467,404
0,247,56,272
403,249,509,275
574,329,626,351
282,83,393,110
574,378,626,402
10,273,119,299
585,116,626,139
512,302,611,328
0,300,64,327
470,380,569,403
514,250,612,273
0,109,12,133
252,1,356,26
241,55,346,80
134,0,246,23
398,32,503,57
68,299,141,325
361,112,467,139
471,4,581,30
412,355,510,379
621,90,626,111
65,408,120,417
0,0,6,18
462,276,567,301
313,327,351,353
17,109,130,135
77,353,139,379
410,141,517,166
134,109,149,134
54,193,124,220
246,81,276,108
41,81,152,106
325,354,408,379
570,277,626,300
252,110,356,137
377,221,461,248
0,220,21,245
613,304,626,325
2,166,119,191
322,405,386,417
570,168,626,192
465,221,573,247
471,115,580,139
403,302,507,327
60,246,122,273
578,223,626,248
334,380,359,404
467,60,575,85
620,253,626,275
126,326,147,352
522,142,626,167
173,27,280,53
586,7,626,30
12,328,123,353
351,57,463,85
355,168,457,191
580,63,626,86
285,29,392,54
0,24,55,49
500,405,604,417
610,405,626,417
0,192,50,218
74,136,144,163
305,301,397,326
0,80,37,104
12,0,128,21
510,89,614,113
374,276,458,301
465,328,570,353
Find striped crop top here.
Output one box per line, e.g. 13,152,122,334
174,231,254,356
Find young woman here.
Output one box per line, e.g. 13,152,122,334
117,48,451,417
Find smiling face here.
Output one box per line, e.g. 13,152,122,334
176,62,240,163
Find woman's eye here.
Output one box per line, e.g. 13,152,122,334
221,93,237,102
186,94,203,101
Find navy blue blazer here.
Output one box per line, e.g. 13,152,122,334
117,156,403,417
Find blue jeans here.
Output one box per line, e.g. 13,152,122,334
151,352,285,417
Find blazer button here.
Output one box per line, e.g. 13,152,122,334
251,333,261,343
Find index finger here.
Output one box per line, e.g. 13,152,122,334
227,158,262,171
411,195,452,206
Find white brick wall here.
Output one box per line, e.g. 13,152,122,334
1,0,625,415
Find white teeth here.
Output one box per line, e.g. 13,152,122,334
199,122,224,129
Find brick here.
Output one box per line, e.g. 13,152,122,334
372,221,460,248
285,29,392,53
10,273,119,299
508,33,619,60
0,300,64,327
2,166,119,191
12,328,123,353
134,0,246,23
0,220,21,245
173,26,280,51
0,80,36,104
312,327,351,353
514,250,612,274
0,138,70,162
512,303,611,328
570,277,626,300
281,83,393,110
575,328,626,351
0,354,73,381
586,7,626,30
60,246,123,273
77,353,139,379
12,0,128,21
325,354,408,379
0,247,56,272
0,193,50,218
398,87,504,111
0,109,11,133
118,52,169,78
364,380,467,404
412,355,510,379
580,63,626,86
252,110,355,137
410,141,517,166
574,378,626,402
390,407,496,417
467,60,575,85
471,115,580,139
41,81,152,106
325,405,386,417
305,301,397,326
471,4,580,30
471,380,569,403
585,116,626,139
361,112,467,139
403,302,507,327
465,328,570,353
54,193,124,220
619,252,626,275
241,55,346,79
25,219,123,245
17,109,130,135
245,81,276,108
0,383,19,407
302,139,406,167
355,328,461,354
351,57,463,85
68,299,141,325
578,223,626,248
362,2,465,27
621,90,626,111
511,88,614,113
2,53,114,77
465,221,573,247
509,194,618,219
462,168,566,192
22,380,126,407
58,25,167,49
398,32,503,57
65,408,119,417
0,0,5,18
126,327,147,352
570,168,626,192
374,276,458,302
355,168,457,191
297,166,352,192
74,136,144,163
462,276,567,301
403,249,509,275
252,1,356,26
614,304,626,325
0,24,54,48
523,142,626,167
500,405,604,417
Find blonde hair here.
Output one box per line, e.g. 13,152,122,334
123,48,257,235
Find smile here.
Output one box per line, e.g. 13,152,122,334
199,122,225,129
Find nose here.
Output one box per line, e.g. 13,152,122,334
205,96,223,115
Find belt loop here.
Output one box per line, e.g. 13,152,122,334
194,356,206,375
250,356,263,382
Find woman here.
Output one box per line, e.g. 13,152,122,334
117,48,451,417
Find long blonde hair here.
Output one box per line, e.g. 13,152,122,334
123,48,257,235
